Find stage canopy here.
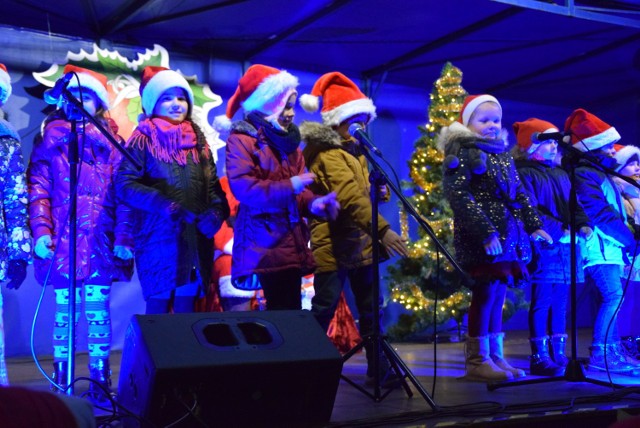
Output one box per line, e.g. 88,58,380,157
2,0,640,109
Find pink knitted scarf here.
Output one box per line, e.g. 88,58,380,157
128,117,200,166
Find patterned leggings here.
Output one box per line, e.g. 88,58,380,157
53,284,111,366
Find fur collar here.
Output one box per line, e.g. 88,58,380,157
438,121,511,153
230,119,259,138
299,121,342,149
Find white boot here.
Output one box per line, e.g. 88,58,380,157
489,332,525,378
465,336,513,382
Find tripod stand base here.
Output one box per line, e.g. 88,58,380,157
341,335,439,410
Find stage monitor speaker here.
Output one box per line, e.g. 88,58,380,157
117,310,343,427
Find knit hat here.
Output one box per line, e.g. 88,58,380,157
213,64,298,131
0,63,11,106
512,118,558,155
63,65,110,111
614,145,640,172
140,66,194,116
564,108,620,152
299,71,376,126
458,94,501,126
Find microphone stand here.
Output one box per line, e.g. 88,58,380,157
488,139,638,391
339,137,468,409
55,86,141,396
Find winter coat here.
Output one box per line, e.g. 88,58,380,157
300,121,390,273
612,176,640,281
225,118,316,282
515,158,588,284
574,154,634,268
440,122,542,280
116,120,227,300
28,116,133,285
0,118,30,280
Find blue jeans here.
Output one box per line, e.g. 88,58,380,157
584,264,623,346
528,281,569,338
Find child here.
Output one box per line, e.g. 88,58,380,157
299,71,408,384
564,108,639,374
0,63,31,386
28,65,134,398
215,64,339,311
512,118,591,376
116,66,228,315
612,145,640,356
440,94,551,382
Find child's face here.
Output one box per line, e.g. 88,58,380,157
153,87,189,123
596,143,616,157
336,113,370,141
620,160,640,180
532,140,558,162
467,102,501,140
277,92,297,130
68,87,99,117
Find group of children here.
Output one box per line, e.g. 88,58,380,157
1,58,638,403
0,62,410,401
442,95,640,381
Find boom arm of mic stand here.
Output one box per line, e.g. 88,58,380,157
60,88,142,171
358,144,471,287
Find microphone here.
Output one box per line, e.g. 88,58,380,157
533,131,564,142
348,124,382,156
43,72,74,105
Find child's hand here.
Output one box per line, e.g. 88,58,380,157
579,226,594,240
531,229,553,244
35,235,54,259
197,210,223,238
310,192,340,220
114,245,134,260
381,229,409,258
291,173,316,194
484,235,502,256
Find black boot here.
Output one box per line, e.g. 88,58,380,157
364,342,401,388
530,337,564,376
87,358,113,405
51,361,68,393
550,334,570,367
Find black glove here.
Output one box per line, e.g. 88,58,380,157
197,210,223,239
6,259,27,290
633,223,640,241
164,202,196,224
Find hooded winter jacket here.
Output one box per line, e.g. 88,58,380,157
116,120,227,300
300,121,390,273
440,122,542,277
28,115,133,285
225,118,316,283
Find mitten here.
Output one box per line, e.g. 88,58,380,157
197,210,223,238
6,259,27,290
164,202,196,224
35,235,54,259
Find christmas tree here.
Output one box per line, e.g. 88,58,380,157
386,62,472,340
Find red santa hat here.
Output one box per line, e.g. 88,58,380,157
139,66,194,116
62,64,110,111
299,71,376,126
512,118,559,155
213,64,298,131
0,63,11,107
614,145,640,172
457,94,501,126
564,108,620,152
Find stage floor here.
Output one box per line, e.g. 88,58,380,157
6,328,640,427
